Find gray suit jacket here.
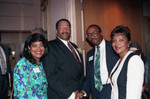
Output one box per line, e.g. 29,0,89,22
0,45,11,95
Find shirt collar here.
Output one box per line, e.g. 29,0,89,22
57,37,69,46
95,39,105,49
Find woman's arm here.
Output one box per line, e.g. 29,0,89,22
13,59,29,98
126,55,144,99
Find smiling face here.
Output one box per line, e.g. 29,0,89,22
86,26,103,46
112,33,131,58
56,20,71,41
28,41,45,62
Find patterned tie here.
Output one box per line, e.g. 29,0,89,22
68,42,82,68
94,46,103,92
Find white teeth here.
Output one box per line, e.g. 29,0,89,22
36,52,41,54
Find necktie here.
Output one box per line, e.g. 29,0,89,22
68,42,82,67
94,46,103,92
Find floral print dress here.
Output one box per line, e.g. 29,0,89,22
13,57,48,99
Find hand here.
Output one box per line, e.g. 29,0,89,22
74,90,79,99
75,91,85,99
142,83,148,92
74,90,79,94
68,91,79,99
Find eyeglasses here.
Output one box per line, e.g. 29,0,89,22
58,25,70,29
86,31,100,38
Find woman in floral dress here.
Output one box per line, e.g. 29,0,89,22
13,33,49,99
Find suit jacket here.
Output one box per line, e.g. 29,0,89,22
82,40,119,99
0,45,11,95
42,37,84,99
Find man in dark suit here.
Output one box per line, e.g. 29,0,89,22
0,42,11,99
42,19,84,99
76,25,119,99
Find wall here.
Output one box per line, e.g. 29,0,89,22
48,0,66,40
142,0,150,54
0,0,34,30
0,0,41,62
83,0,143,53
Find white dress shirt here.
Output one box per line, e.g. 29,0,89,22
95,39,109,84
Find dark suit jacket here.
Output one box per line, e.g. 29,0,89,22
0,45,11,95
82,40,119,99
42,38,84,99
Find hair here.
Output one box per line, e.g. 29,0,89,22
23,33,49,64
56,18,71,29
110,25,131,41
31,27,45,34
130,41,141,50
86,24,102,33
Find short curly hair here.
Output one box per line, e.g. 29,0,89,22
110,25,131,42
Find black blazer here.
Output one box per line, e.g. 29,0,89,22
42,38,84,99
81,40,119,99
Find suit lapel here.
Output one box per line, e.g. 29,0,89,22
56,38,83,71
87,48,95,75
105,41,113,74
71,43,84,65
70,42,84,74
105,41,119,74
56,38,74,59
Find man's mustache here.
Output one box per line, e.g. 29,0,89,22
91,38,97,40
62,32,68,34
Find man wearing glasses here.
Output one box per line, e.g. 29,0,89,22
76,25,119,99
42,19,84,99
